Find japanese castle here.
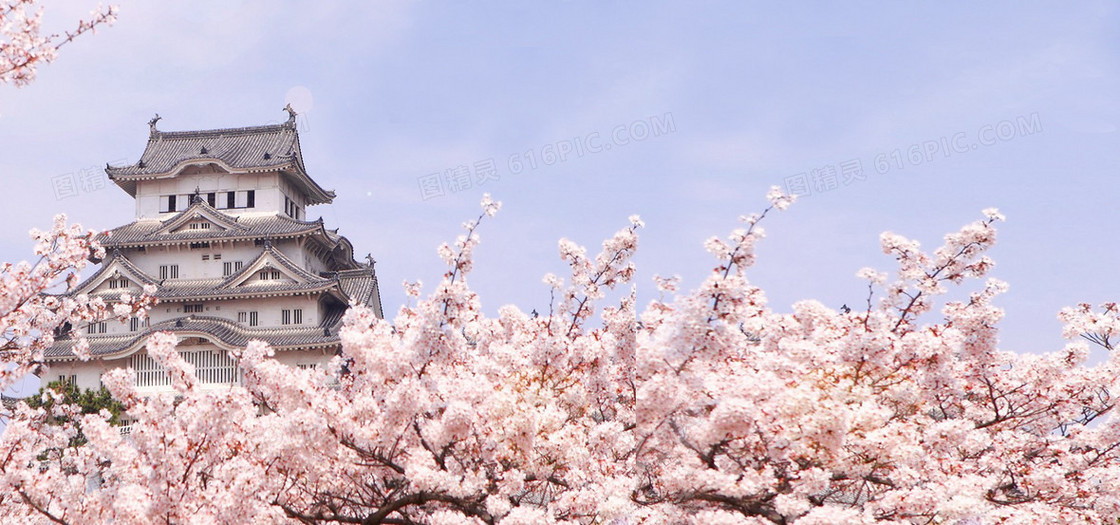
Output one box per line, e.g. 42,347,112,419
43,109,383,392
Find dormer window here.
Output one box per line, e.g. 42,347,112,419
188,221,211,230
258,268,282,280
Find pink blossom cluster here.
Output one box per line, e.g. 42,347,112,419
0,215,153,392
0,1,116,96
4,194,1120,523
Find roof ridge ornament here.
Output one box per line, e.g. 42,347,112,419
283,103,297,128
148,113,162,137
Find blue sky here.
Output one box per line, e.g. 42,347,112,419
1,1,1118,390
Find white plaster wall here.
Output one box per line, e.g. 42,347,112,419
130,243,267,280
149,294,322,328
135,172,285,219
278,240,328,275
44,360,116,392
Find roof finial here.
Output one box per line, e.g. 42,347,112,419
148,113,162,136
365,253,376,268
283,103,297,127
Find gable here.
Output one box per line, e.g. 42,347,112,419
220,246,315,290
168,217,225,234
155,200,245,236
91,271,138,294
241,264,298,286
72,252,159,297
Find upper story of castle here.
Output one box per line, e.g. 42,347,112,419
107,108,333,221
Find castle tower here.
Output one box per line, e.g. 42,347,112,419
44,110,383,392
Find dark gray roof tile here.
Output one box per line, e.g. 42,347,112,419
106,117,335,204
46,316,344,360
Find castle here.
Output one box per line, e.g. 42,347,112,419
43,109,382,392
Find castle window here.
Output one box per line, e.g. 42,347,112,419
159,195,178,213
223,261,243,277
201,254,209,261
249,311,258,327
132,350,240,388
189,242,210,249
284,196,301,218
281,308,304,326
184,304,204,314
159,265,179,280
206,192,216,207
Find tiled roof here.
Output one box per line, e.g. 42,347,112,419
48,251,382,360
71,250,161,295
75,249,357,303
110,251,162,287
100,202,340,250
225,242,327,287
337,267,382,315
106,114,335,204
69,239,380,307
107,122,299,177
2,394,27,410
45,316,344,361
155,199,246,234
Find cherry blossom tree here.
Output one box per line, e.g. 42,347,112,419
4,192,1120,523
0,1,116,87
0,215,152,394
